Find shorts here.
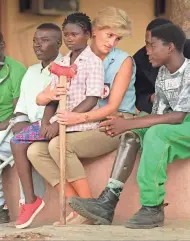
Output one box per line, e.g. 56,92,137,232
11,121,48,144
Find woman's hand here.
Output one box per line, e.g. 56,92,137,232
36,83,69,106
47,84,68,101
56,111,84,126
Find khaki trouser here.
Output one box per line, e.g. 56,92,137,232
27,113,133,186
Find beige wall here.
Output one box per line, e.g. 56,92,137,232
166,0,190,38
0,0,154,67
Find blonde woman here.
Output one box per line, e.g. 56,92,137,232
28,7,136,224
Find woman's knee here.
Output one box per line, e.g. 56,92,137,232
27,142,45,165
48,136,59,153
48,136,60,163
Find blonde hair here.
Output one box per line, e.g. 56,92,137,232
92,7,132,36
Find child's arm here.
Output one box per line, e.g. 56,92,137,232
42,102,58,124
40,101,59,139
72,96,99,113
63,57,104,117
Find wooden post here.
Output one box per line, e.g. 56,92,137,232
58,75,67,225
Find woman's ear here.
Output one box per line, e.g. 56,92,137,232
92,27,97,37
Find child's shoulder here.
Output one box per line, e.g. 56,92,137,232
158,59,190,78
182,59,190,81
175,58,190,77
27,63,41,71
89,53,102,64
85,46,102,63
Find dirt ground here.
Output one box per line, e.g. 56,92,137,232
0,220,190,240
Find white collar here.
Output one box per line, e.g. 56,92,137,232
40,53,62,74
170,58,189,77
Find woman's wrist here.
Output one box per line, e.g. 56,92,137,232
80,113,89,123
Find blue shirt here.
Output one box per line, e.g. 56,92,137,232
99,48,136,114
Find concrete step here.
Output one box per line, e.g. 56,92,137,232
0,220,190,240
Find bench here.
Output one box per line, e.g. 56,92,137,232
2,151,190,226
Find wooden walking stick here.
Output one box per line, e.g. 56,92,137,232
58,75,67,225
49,62,77,224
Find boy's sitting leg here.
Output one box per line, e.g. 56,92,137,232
18,169,46,206
126,118,190,229
10,122,45,229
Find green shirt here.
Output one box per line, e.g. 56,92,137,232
0,56,26,122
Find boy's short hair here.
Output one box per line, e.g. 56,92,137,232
92,7,131,37
36,23,62,42
37,23,61,32
146,18,172,31
62,13,92,36
151,23,186,52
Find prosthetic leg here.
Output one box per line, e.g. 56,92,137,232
110,131,140,183
68,131,140,225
